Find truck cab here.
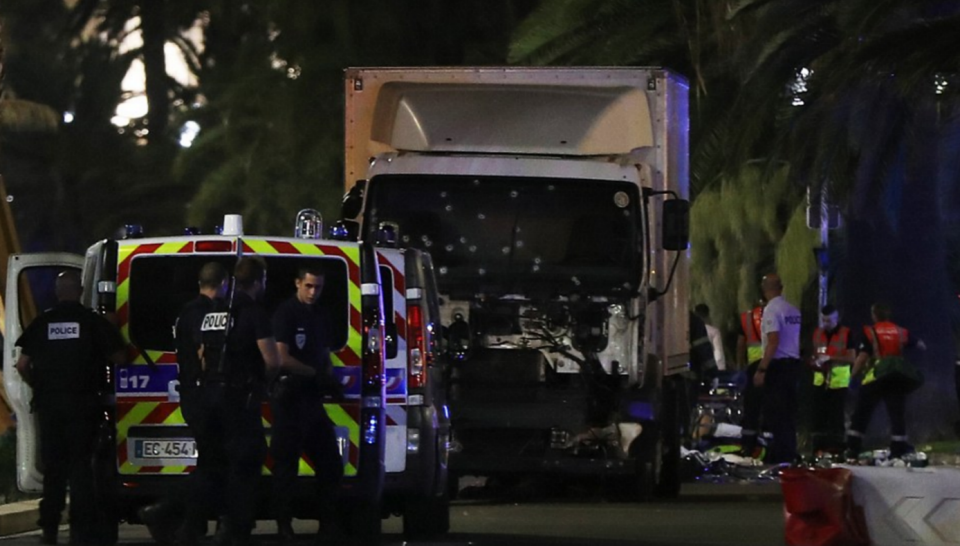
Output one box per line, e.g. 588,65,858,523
342,67,691,498
3,212,450,539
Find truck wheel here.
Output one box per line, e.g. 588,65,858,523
654,376,684,499
403,488,451,539
405,438,451,539
447,472,460,501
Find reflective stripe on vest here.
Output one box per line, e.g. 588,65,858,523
863,322,907,385
812,326,852,389
741,307,763,362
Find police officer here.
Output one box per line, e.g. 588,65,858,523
270,267,345,542
846,302,925,460
140,262,230,544
15,270,126,545
750,273,802,463
196,257,279,546
808,305,854,456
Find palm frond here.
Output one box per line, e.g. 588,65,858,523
0,99,59,133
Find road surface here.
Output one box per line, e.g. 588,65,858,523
0,481,785,546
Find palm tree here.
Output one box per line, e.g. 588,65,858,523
508,0,820,356
177,0,539,235
511,0,960,440
724,0,960,441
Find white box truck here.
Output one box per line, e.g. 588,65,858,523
341,67,691,498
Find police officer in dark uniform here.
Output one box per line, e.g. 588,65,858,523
194,256,278,546
270,267,344,542
140,262,230,544
15,270,126,546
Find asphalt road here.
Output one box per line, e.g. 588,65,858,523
0,481,785,546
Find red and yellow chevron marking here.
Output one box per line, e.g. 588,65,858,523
242,239,363,367
259,403,361,477
115,401,190,475
112,238,364,477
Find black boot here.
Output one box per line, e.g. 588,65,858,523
138,502,179,545
844,435,862,463
277,518,295,543
890,440,914,459
40,527,58,545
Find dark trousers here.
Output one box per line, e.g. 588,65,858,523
847,381,908,456
810,387,848,453
185,384,266,538
177,388,229,534
270,391,343,523
37,402,101,541
761,358,801,463
739,361,765,454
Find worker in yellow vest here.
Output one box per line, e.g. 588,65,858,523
736,299,766,458
737,301,765,370
809,305,855,456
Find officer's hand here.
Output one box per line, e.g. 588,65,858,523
324,377,346,402
753,369,765,388
331,380,346,402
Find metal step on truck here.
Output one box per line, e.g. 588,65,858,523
3,211,450,541
340,67,692,499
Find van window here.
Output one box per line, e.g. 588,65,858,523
127,255,351,352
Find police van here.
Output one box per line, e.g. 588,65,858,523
2,211,450,539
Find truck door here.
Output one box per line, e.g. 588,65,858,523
3,253,85,492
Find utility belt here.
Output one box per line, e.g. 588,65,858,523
202,376,259,391
270,373,323,402
770,357,801,367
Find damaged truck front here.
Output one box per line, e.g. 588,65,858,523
342,67,691,498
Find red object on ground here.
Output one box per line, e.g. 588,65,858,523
780,467,871,546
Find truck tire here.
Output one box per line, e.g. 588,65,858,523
654,375,683,498
404,436,451,539
447,471,460,501
403,488,450,538
626,376,683,501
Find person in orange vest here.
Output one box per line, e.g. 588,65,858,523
737,300,765,371
845,302,926,460
736,299,767,458
809,304,855,456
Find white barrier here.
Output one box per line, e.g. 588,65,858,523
844,465,960,545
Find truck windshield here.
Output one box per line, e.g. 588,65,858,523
363,175,642,299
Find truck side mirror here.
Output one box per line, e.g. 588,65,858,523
662,199,690,251
341,180,367,220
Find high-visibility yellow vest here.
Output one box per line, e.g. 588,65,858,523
741,307,763,363
812,326,852,389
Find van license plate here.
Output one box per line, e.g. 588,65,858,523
134,439,197,459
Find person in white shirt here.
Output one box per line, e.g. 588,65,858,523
694,304,726,371
747,273,802,463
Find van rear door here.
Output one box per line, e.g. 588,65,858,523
3,253,85,492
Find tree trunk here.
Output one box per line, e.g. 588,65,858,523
141,0,168,139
